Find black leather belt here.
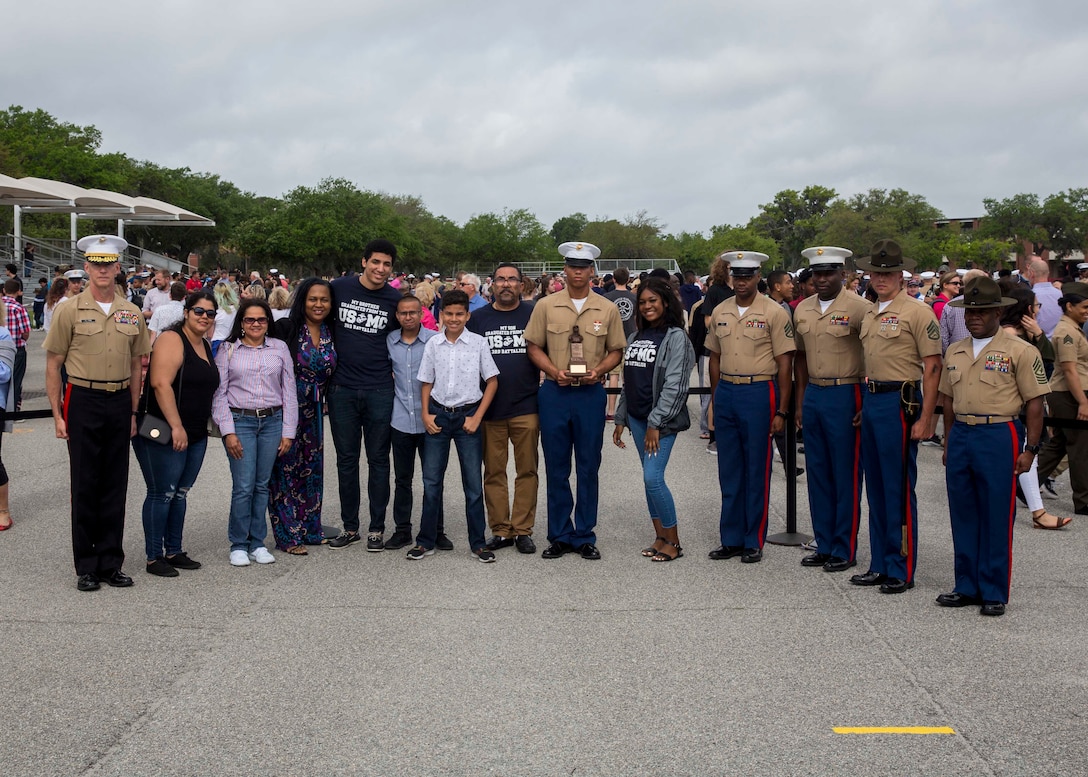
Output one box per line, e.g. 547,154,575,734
867,380,918,394
430,400,480,414
230,406,282,418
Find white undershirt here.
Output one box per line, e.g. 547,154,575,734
878,300,893,313
818,298,834,314
571,297,587,313
971,336,994,359
96,301,112,315
737,305,749,316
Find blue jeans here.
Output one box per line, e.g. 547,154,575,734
626,415,679,529
327,384,394,533
226,411,282,552
391,428,444,537
418,403,485,551
133,435,209,561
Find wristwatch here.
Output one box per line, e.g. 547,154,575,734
1026,443,1042,455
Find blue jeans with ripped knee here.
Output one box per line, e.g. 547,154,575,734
133,435,209,561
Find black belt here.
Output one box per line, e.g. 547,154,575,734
230,406,282,418
67,376,131,393
867,380,919,394
430,399,480,414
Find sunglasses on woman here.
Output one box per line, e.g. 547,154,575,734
243,316,268,325
189,307,215,317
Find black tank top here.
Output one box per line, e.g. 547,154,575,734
142,333,220,441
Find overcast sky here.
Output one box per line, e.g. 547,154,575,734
4,0,1087,234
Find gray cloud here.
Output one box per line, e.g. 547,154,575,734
4,0,1087,233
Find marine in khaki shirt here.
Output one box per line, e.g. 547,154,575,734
524,286,626,383
43,290,149,387
1048,315,1088,394
794,285,869,381
936,277,1049,616
860,290,942,384
703,293,795,379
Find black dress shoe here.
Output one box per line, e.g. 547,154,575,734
708,545,744,560
801,552,832,567
514,535,536,554
980,601,1006,616
484,535,515,551
435,533,454,551
849,570,887,586
823,557,856,573
936,592,981,608
76,573,100,592
878,578,914,594
578,543,601,560
102,570,135,588
541,541,572,559
741,548,763,563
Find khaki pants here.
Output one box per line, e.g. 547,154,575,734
482,414,540,537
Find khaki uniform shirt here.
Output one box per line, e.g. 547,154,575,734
703,293,795,375
1048,317,1088,393
793,290,869,379
43,290,150,381
524,290,626,374
860,292,941,382
939,329,1049,415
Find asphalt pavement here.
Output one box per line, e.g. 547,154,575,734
2,329,1086,776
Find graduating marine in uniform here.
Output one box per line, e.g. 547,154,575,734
937,277,1049,616
44,235,150,592
851,240,942,594
525,242,626,559
704,251,795,563
793,246,870,572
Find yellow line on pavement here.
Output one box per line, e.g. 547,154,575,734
834,726,955,735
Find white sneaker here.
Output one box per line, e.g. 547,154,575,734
249,547,276,564
229,550,250,567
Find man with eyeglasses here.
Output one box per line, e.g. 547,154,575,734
468,263,540,554
326,239,404,551
386,295,451,551
459,273,488,312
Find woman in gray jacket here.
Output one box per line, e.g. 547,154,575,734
613,277,696,561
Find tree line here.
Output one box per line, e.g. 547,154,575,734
2,106,1084,277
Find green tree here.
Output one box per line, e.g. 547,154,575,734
748,185,837,267
550,212,588,245
815,188,945,269
1041,188,1088,258
706,224,780,267
579,210,664,260
979,193,1047,256
456,208,551,271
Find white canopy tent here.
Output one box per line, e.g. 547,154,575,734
0,174,215,259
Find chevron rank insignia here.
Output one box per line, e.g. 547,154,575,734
927,320,939,340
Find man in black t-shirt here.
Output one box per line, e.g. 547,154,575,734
468,263,540,555
604,267,637,419
326,239,404,551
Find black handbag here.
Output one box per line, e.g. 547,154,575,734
137,354,184,445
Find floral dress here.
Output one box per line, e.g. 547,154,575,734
268,324,337,549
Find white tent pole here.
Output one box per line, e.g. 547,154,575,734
13,205,22,254
117,219,125,240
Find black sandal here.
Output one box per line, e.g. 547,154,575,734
651,541,683,562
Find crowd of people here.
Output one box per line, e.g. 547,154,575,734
13,234,1088,618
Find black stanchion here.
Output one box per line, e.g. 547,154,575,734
767,381,811,547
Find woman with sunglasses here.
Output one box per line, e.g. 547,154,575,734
211,299,298,567
269,279,337,554
932,271,962,320
133,291,221,575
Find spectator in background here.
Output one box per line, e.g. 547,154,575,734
940,270,988,354
1025,256,1062,337
605,267,637,420
679,270,703,313
212,281,239,358
459,273,489,312
931,271,962,320
268,286,291,321
0,299,14,531
32,278,47,329
2,279,29,414
701,253,736,455
42,277,69,334
142,269,171,321
790,268,813,310
148,282,187,340
4,265,22,304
